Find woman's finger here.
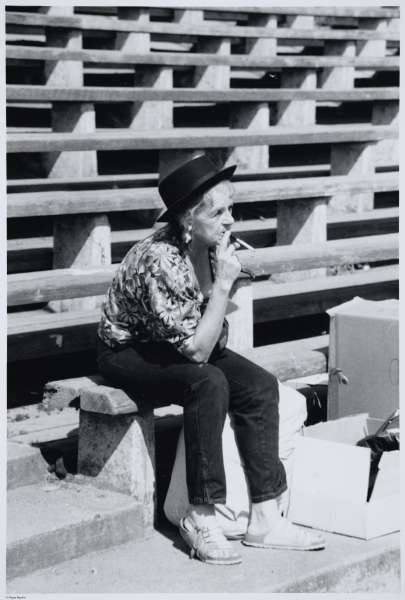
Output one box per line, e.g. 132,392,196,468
217,230,231,255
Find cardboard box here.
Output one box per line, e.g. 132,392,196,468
287,413,400,540
327,298,399,420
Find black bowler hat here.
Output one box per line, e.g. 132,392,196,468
157,155,237,222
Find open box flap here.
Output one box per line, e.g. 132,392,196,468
305,413,375,446
292,436,370,501
370,450,400,501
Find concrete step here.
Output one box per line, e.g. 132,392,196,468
6,521,401,593
6,480,148,580
7,441,49,490
7,404,80,490
6,402,183,490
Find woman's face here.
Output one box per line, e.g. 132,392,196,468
191,189,234,249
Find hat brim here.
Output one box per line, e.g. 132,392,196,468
156,164,237,223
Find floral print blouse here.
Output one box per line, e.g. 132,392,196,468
98,226,210,353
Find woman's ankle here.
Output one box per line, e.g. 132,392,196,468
188,504,217,529
247,499,282,534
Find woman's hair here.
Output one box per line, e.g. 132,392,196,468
168,179,234,255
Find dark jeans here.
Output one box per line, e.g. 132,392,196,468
98,337,287,506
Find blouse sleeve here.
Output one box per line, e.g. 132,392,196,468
139,243,202,352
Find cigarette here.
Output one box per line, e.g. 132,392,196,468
230,234,255,252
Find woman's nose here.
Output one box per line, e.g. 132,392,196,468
224,210,234,225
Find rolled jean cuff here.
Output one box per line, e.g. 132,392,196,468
188,496,227,506
250,482,288,504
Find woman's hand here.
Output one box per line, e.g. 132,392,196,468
215,231,241,290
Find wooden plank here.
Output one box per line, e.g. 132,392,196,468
198,8,400,18
242,233,398,277
7,310,100,361
9,163,397,195
238,337,329,382
253,265,399,322
5,12,400,41
6,165,334,194
6,84,400,103
7,234,399,306
8,265,117,306
7,208,399,275
7,172,399,217
73,6,399,19
7,302,329,363
6,124,398,154
6,46,400,69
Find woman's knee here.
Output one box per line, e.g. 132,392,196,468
252,369,279,406
187,365,230,412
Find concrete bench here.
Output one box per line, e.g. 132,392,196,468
42,335,329,531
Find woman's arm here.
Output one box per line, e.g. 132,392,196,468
181,231,241,363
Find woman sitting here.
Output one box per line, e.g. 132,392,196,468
97,155,325,566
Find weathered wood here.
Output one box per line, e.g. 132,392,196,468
6,124,398,154
6,46,399,69
190,7,400,18
72,6,399,18
8,263,398,362
6,11,401,38
238,337,329,382
241,233,398,277
7,234,399,306
253,265,399,322
7,172,399,218
7,208,400,275
11,163,399,194
7,309,100,361
6,85,400,103
8,265,116,306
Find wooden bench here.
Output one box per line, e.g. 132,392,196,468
7,235,399,361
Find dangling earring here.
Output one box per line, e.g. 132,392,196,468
184,225,192,244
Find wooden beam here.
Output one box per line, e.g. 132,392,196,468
7,234,399,306
238,336,329,382
5,12,400,41
193,7,400,19
6,46,399,69
6,124,398,154
242,233,398,277
7,208,399,275
7,309,101,361
253,265,399,322
6,85,400,103
7,173,399,218
10,164,398,194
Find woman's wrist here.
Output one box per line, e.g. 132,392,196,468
213,278,233,295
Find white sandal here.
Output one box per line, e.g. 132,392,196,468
243,519,325,551
179,517,242,565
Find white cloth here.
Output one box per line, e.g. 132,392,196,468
164,380,307,538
